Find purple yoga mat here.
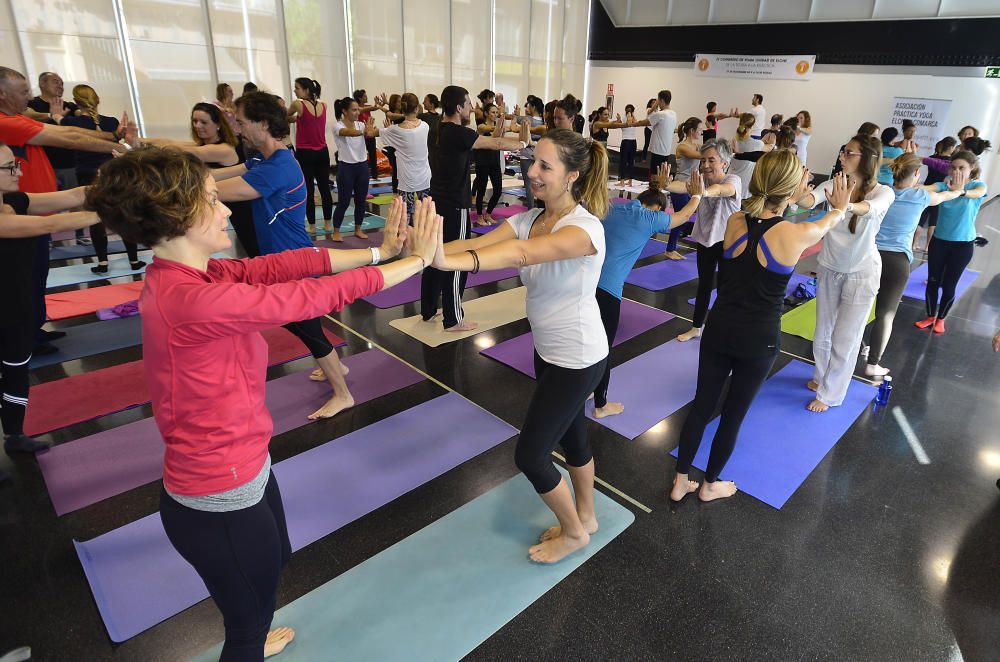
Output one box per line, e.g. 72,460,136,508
360,268,520,308
625,257,700,291
38,350,424,516
670,360,876,509
481,299,674,378
315,230,383,249
902,262,979,301
585,339,701,439
75,392,517,642
687,273,812,307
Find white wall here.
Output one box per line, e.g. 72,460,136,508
589,61,1000,191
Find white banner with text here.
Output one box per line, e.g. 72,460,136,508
888,97,952,157
693,54,816,80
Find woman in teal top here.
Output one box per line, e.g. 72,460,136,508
865,153,965,376
878,127,904,185
915,150,989,334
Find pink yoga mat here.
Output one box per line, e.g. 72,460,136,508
24,326,344,436
46,282,145,320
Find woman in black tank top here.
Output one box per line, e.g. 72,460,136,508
670,153,853,504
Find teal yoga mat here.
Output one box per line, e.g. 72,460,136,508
192,467,635,661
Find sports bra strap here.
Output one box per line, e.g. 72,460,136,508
758,236,795,275
723,233,748,259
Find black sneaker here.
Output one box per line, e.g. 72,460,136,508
4,434,50,454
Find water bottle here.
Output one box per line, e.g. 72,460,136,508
875,376,893,406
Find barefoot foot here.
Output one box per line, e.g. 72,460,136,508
806,398,829,413
263,627,295,658
806,380,819,392
670,475,700,502
528,531,590,564
309,365,349,381
664,250,686,260
676,327,702,342
331,230,343,243
699,480,738,502
307,393,355,420
539,516,599,542
444,320,478,332
594,402,625,418
864,364,890,377
354,228,368,239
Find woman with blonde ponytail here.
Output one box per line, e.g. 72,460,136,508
794,134,894,412
61,85,145,273
671,151,854,503
729,113,765,199
431,129,610,563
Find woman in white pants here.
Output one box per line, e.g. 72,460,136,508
794,134,894,412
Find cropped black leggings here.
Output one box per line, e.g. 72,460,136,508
295,146,333,224
515,352,606,493
474,152,502,215
867,250,910,365
284,317,334,360
79,170,139,263
692,241,724,328
675,343,776,482
0,319,33,437
925,236,974,320
160,472,291,662
593,288,621,408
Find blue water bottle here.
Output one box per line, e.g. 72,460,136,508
875,376,893,406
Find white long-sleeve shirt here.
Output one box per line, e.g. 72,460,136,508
810,180,895,273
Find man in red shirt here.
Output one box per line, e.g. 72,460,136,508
0,66,126,349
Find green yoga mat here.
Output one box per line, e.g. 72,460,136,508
781,298,875,342
368,193,395,205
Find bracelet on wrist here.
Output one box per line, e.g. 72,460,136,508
369,246,381,265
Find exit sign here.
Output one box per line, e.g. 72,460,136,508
987,66,1000,78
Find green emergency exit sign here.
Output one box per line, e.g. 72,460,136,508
987,66,1000,78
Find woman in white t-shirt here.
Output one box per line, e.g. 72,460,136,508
793,110,813,168
431,129,609,565
618,104,639,186
331,97,378,242
794,134,895,412
378,93,430,221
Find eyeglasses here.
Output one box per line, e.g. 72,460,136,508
0,162,22,176
839,149,863,158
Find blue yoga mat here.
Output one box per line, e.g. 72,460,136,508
670,360,876,509
30,316,142,369
46,252,151,289
687,272,812,307
74,392,517,643
369,185,393,195
625,256,700,291
902,261,979,302
192,467,634,661
586,339,701,439
49,240,129,261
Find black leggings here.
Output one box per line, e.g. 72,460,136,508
284,317,334,360
642,127,652,160
0,320,33,437
925,236,974,320
229,200,260,258
515,352,607,493
675,343,776,482
79,170,139,263
593,288,621,408
420,207,470,328
295,146,333,224
867,250,910,365
474,152,502,215
365,135,378,179
618,139,637,181
160,472,291,662
692,241,723,328
332,161,369,230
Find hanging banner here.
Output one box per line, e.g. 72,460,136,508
694,54,816,80
887,97,952,157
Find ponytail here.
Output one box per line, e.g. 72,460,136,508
334,96,354,120
890,152,922,185
294,77,321,101
849,134,882,233
580,140,609,219
742,149,803,218
72,84,101,127
736,112,755,141
677,116,700,140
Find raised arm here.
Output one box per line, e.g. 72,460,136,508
287,99,302,123
24,186,87,214
143,138,239,167
0,209,99,238
216,173,260,202
783,171,852,251
473,116,529,151
30,123,121,155
435,221,595,272
212,163,248,182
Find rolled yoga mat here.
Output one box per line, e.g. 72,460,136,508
779,297,875,343
480,299,675,378
74,392,518,642
30,316,143,369
38,349,424,516
687,272,812,308
45,281,145,320
49,240,130,262
46,252,152,289
388,287,527,347
191,466,634,662
670,360,876,509
24,327,344,436
625,256,701,291
902,261,980,301
361,268,520,309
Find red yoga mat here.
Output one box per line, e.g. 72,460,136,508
46,282,146,320
24,326,344,436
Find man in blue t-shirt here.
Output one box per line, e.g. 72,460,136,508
216,92,352,420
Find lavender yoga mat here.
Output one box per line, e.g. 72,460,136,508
74,392,517,642
361,268,520,308
625,257,701,291
902,262,980,301
670,360,875,509
315,230,383,249
38,350,424,516
480,299,674,378
687,272,812,307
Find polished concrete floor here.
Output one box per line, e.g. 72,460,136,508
2,202,1000,661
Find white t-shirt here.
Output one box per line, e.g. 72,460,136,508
378,121,431,192
749,105,766,136
506,205,609,369
730,138,763,199
688,173,742,247
811,180,895,273
621,125,637,140
332,120,368,164
794,131,811,167
647,109,678,157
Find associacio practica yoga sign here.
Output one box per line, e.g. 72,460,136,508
694,54,816,81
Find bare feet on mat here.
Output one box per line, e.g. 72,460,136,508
354,228,368,239
307,393,355,420
323,223,333,234
676,327,702,342
309,365,348,381
539,516,599,542
670,475,700,502
528,531,590,564
331,230,343,243
664,250,686,260
699,480,738,502
806,380,819,392
263,627,295,658
594,402,625,418
444,320,478,332
864,364,890,377
806,398,829,413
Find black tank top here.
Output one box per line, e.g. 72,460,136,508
703,215,794,358
592,128,609,142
